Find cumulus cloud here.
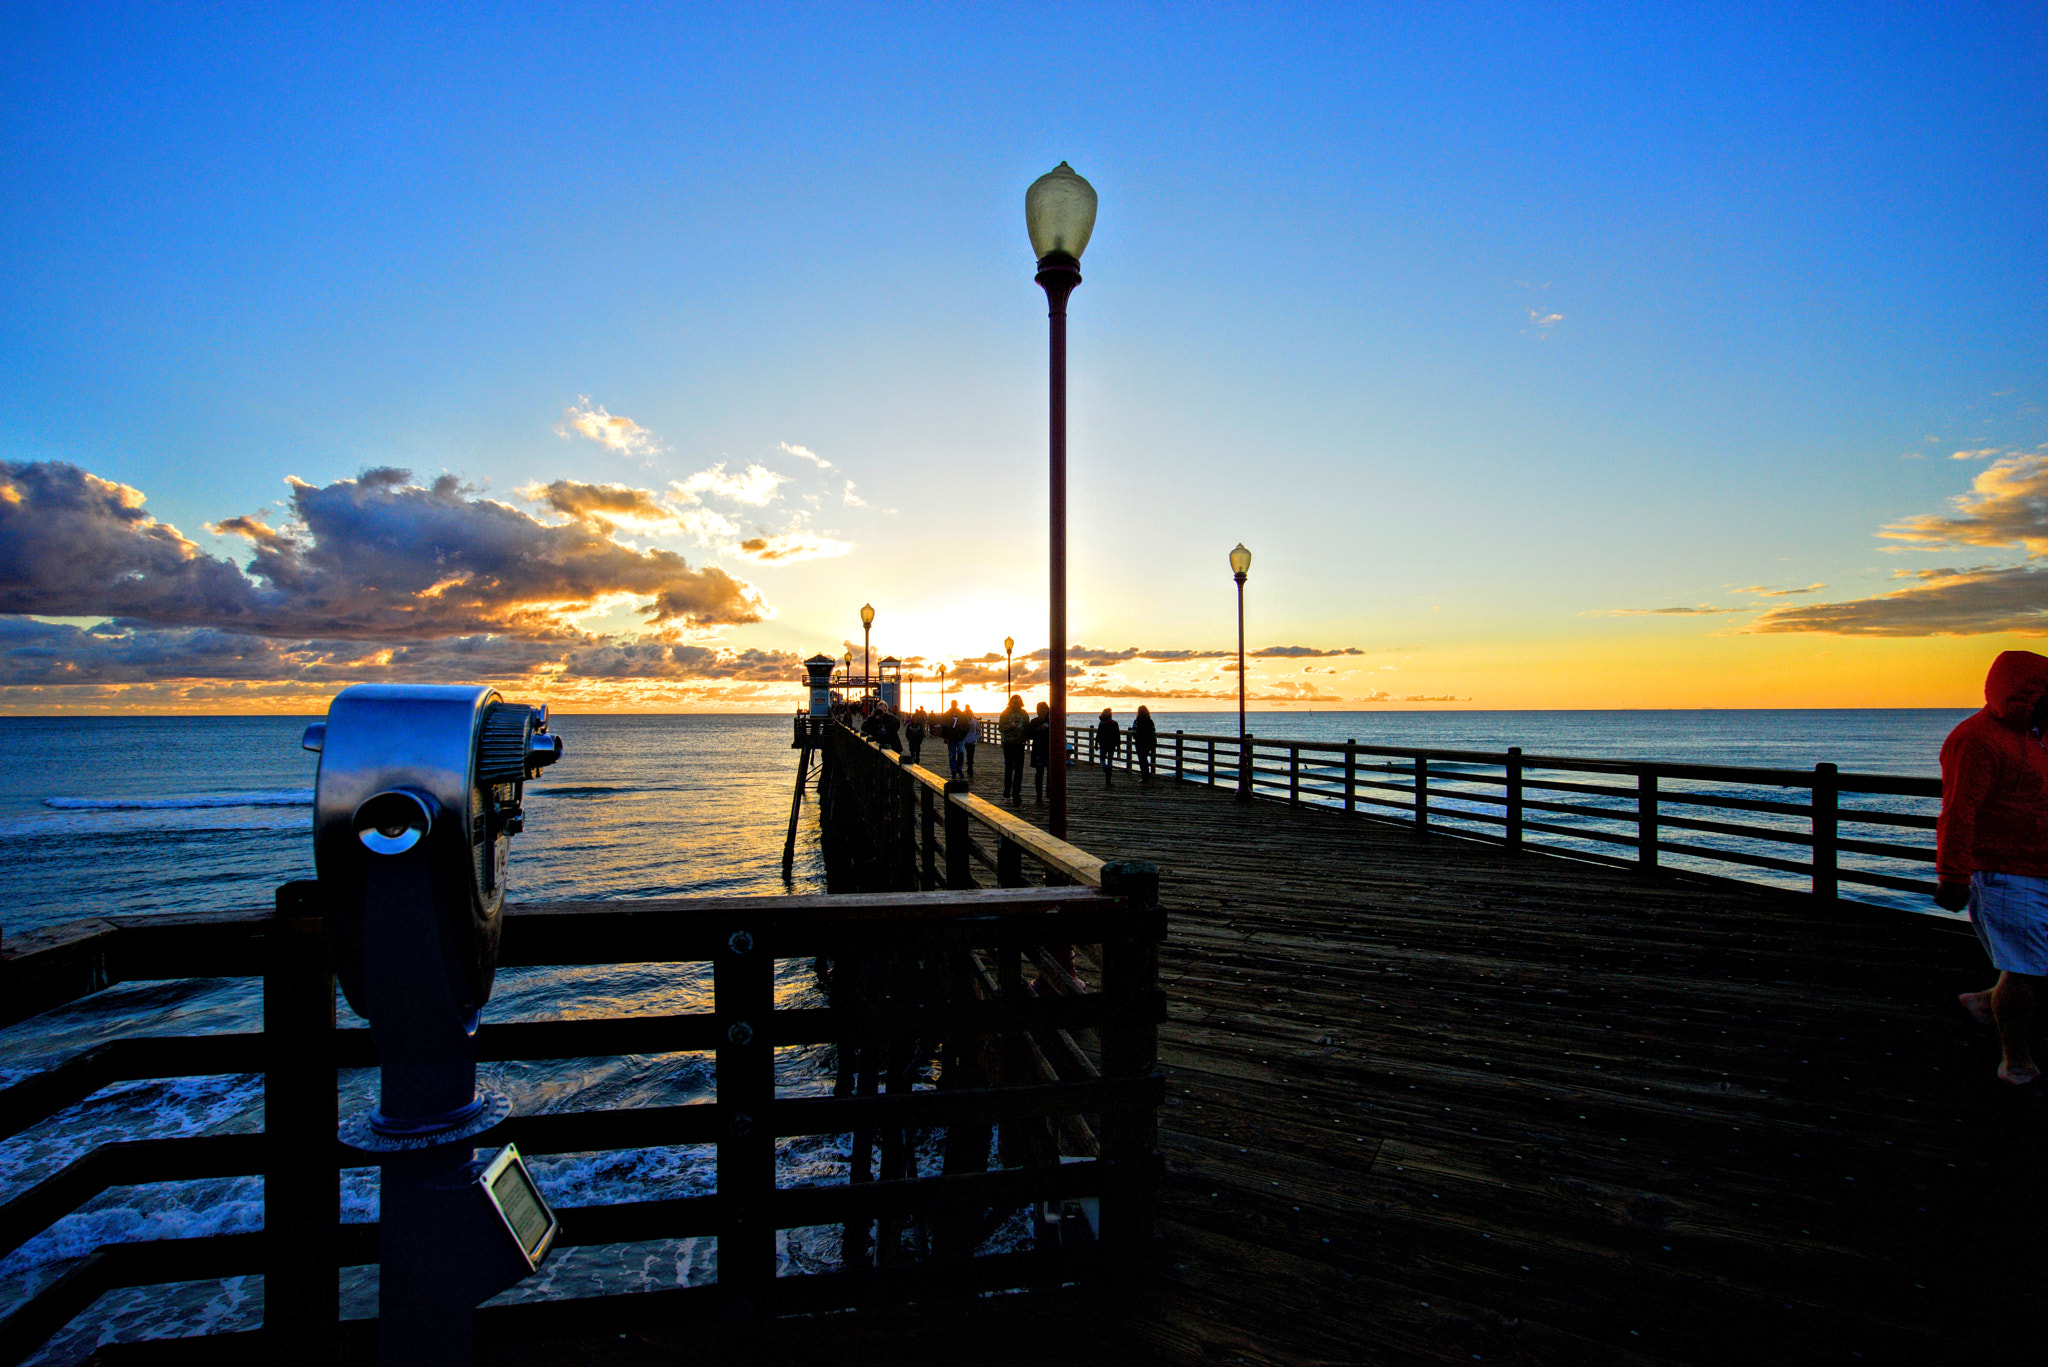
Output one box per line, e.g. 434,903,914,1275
556,641,799,681
1749,563,2048,637
678,507,743,542
0,461,770,647
732,531,853,563
1882,453,2048,555
556,399,666,459
519,479,675,528
0,616,804,689
842,480,868,507
0,463,268,624
520,471,843,564
780,442,832,469
671,463,787,507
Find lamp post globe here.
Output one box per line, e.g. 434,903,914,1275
1004,636,1015,694
1231,544,1252,801
860,603,875,695
1027,161,1097,841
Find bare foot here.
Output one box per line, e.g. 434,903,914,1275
1996,1060,2041,1087
1959,990,1996,1026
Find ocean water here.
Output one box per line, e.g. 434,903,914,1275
0,708,1970,1360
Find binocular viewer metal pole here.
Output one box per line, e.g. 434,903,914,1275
306,684,564,1366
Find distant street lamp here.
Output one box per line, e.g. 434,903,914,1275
843,650,852,693
1027,161,1097,840
860,603,875,695
937,664,947,704
1005,636,1015,694
1231,543,1252,802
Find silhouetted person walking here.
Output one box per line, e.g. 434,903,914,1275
1025,701,1051,803
1095,707,1121,787
998,694,1028,801
941,701,967,779
1132,704,1157,783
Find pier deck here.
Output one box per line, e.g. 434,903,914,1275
500,746,2040,1367
928,749,2039,1364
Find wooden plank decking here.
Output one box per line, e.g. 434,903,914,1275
490,746,2042,1367
939,751,2043,1365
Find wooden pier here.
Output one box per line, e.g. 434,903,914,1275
5,720,2043,1366
866,743,2042,1365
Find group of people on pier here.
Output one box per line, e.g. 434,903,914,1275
840,691,1170,800
1090,704,1158,787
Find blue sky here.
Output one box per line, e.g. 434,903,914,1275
2,3,2042,711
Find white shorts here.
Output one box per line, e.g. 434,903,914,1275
1969,872,2048,976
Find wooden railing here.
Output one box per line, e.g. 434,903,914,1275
0,863,1165,1360
826,723,1108,894
1056,724,1940,907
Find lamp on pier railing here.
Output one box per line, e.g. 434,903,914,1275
1231,543,1252,802
1026,160,1097,840
860,603,875,694
1004,636,1015,694
843,650,852,692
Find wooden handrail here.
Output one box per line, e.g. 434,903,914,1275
4,849,1165,1359
1068,724,1940,908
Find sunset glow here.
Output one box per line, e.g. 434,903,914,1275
1,6,2041,714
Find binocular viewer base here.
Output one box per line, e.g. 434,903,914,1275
340,1089,513,1154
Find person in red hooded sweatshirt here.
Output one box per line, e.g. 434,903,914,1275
1936,650,2048,1087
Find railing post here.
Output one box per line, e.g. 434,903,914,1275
997,832,1024,888
1414,756,1429,832
1174,730,1183,783
1506,747,1523,852
920,786,938,890
944,779,973,890
896,755,918,891
1097,859,1161,1261
1239,733,1254,801
716,915,775,1319
264,881,338,1360
1638,767,1660,870
1812,762,1838,902
1288,746,1300,805
1207,738,1216,786
1343,740,1356,815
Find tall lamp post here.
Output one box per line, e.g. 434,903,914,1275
1027,161,1097,839
860,603,875,696
1231,543,1252,801
1004,636,1015,695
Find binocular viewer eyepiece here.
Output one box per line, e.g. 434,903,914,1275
355,788,434,855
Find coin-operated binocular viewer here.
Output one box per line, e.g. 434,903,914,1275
303,684,564,1365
